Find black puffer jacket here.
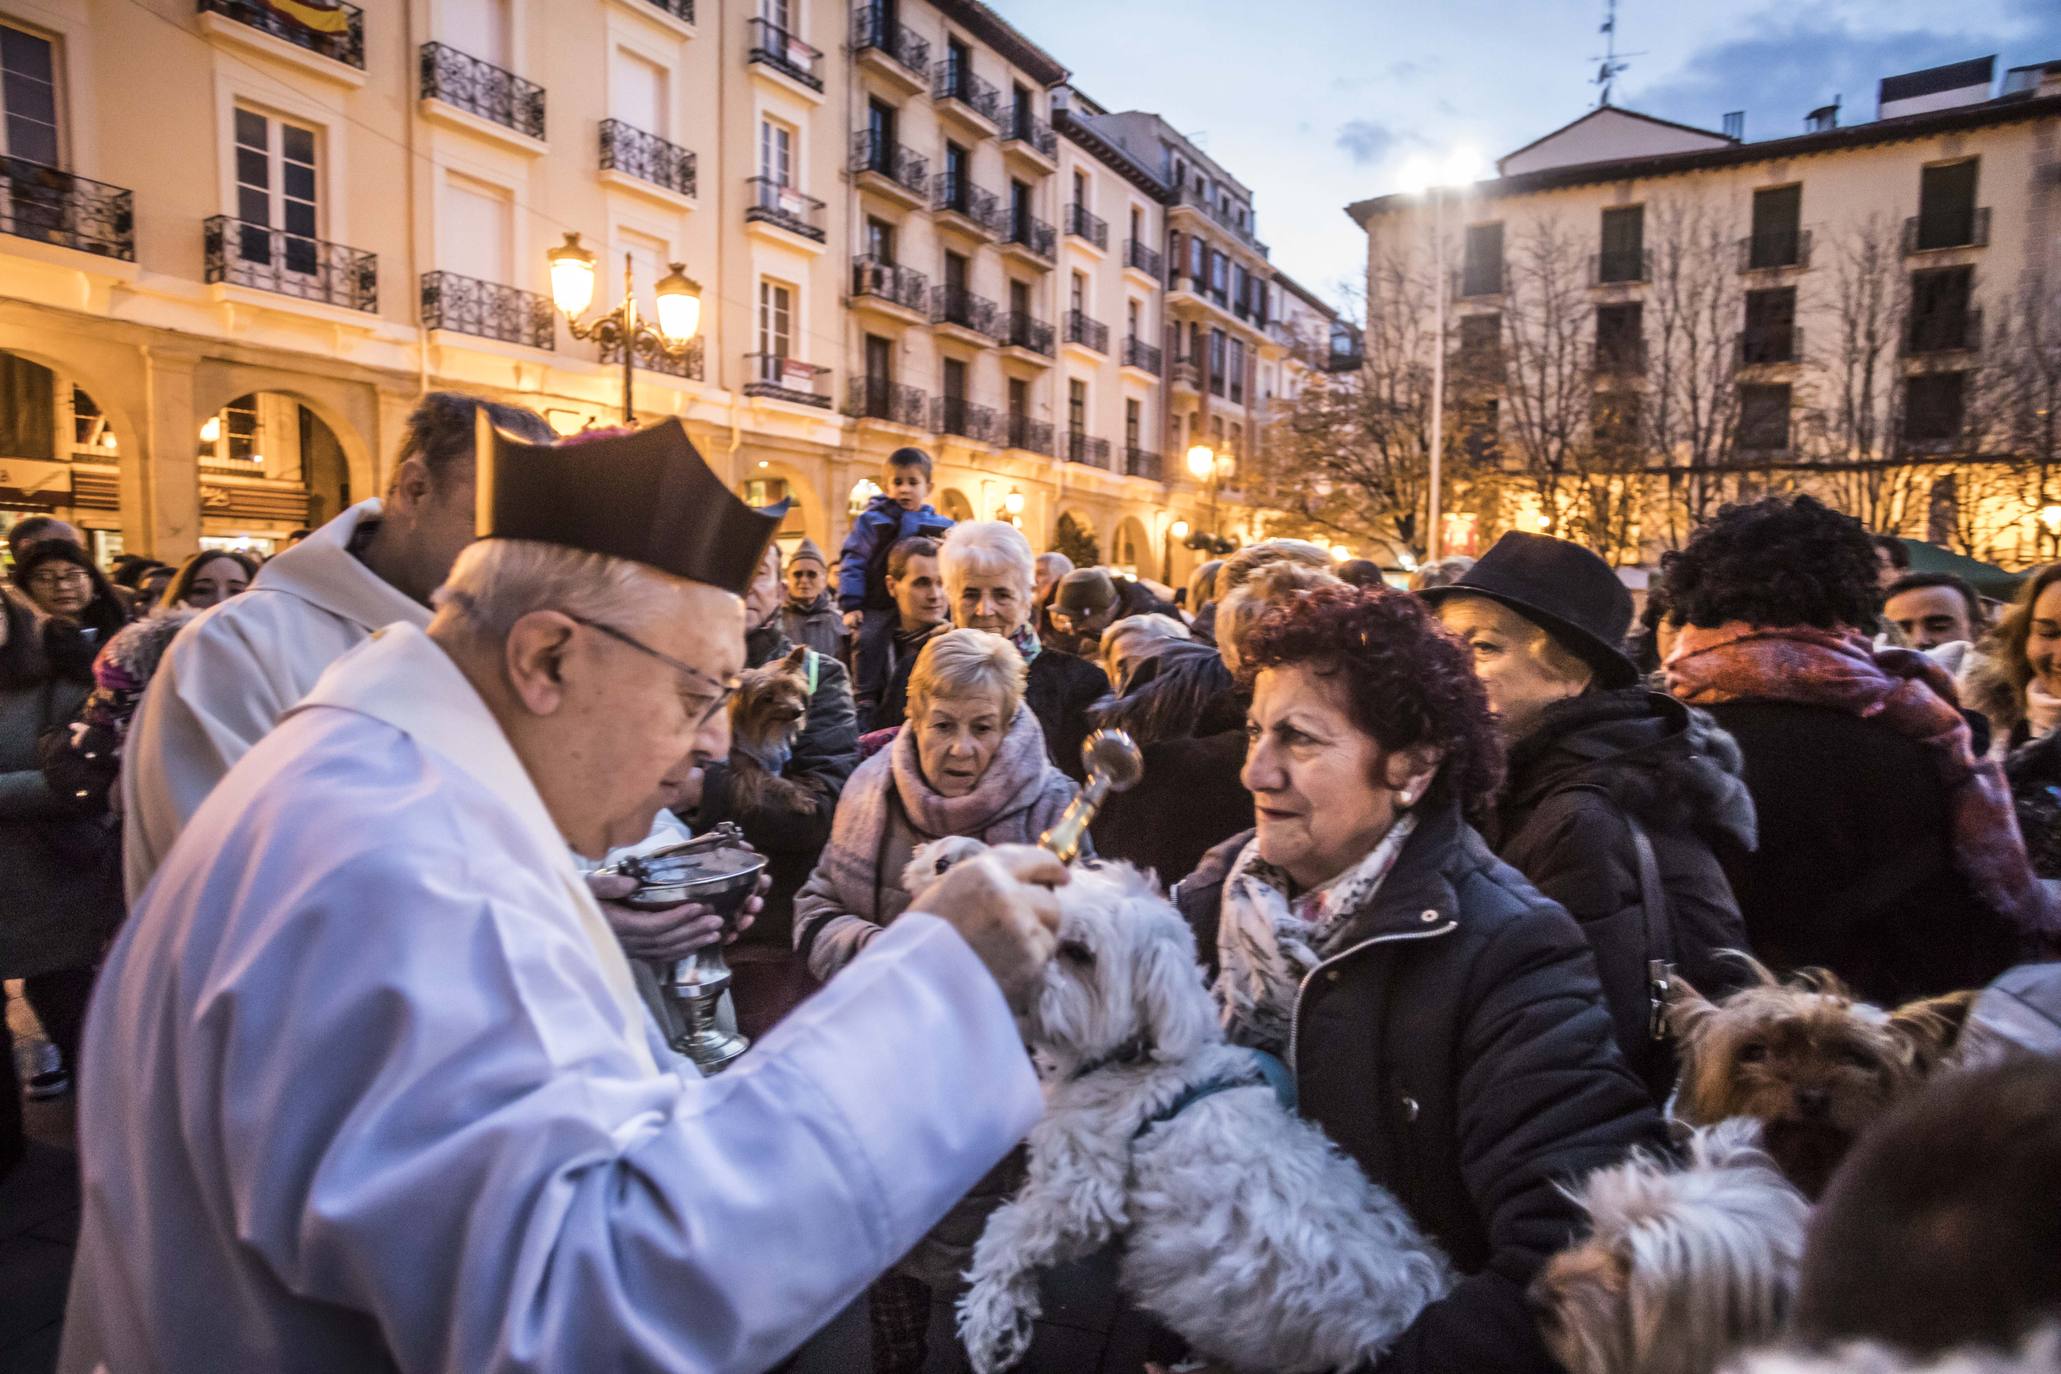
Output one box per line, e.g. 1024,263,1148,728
1026,646,1109,782
1174,801,1665,1374
1487,688,1758,1102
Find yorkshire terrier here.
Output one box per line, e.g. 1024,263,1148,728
1666,958,1973,1199
1529,1118,1808,1374
725,645,814,813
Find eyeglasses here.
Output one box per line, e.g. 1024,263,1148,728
563,613,739,728
26,568,90,591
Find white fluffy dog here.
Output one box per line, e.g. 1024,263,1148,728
907,841,1455,1374
1727,1330,2061,1374
1530,1118,1811,1374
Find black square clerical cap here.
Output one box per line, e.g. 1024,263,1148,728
475,413,787,597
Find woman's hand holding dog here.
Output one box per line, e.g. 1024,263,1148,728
913,844,1067,1012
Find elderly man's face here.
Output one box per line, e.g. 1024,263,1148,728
786,560,825,605
1885,585,1975,651
1050,600,1116,644
743,544,783,629
955,571,1029,637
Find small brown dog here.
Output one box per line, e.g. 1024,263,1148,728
725,645,813,812
1667,958,1973,1199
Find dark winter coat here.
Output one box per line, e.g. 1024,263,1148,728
865,621,946,734
1487,688,1758,1102
835,496,952,612
1700,700,2032,1005
1174,800,1666,1374
778,591,848,663
1090,639,1242,746
1089,728,1251,887
2001,728,2061,880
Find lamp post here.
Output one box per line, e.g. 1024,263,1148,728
1399,147,1489,563
1186,442,1234,540
547,232,703,423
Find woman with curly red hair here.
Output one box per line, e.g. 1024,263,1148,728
1173,583,1663,1374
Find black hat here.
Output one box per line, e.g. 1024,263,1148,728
475,415,785,597
1418,532,1638,688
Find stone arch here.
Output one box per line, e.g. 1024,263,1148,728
189,361,380,505
1110,515,1152,577
1052,508,1100,566
937,486,975,523
0,337,146,556
737,457,831,554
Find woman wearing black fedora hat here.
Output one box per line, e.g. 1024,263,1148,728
1422,531,1756,1102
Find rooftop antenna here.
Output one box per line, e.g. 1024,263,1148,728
1590,0,1644,107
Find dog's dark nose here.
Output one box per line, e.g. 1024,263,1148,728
1795,1086,1832,1117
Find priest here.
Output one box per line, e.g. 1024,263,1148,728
60,418,1062,1374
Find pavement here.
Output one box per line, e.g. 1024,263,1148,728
3,986,78,1374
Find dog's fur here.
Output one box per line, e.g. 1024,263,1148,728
1531,1119,1810,1374
1666,957,1974,1199
923,841,1455,1374
725,645,813,812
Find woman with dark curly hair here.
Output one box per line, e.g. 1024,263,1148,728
1661,494,2052,1002
1173,583,1664,1374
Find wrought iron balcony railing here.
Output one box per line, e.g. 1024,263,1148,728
1065,202,1108,249
1590,248,1651,286
1064,309,1109,354
850,128,926,197
1123,446,1162,480
744,352,832,406
642,0,694,20
748,17,824,92
999,311,1053,356
933,173,1000,234
1172,183,1262,247
1065,431,1111,469
599,332,704,380
933,60,1001,124
1738,227,1812,272
746,176,826,241
1904,207,1990,255
931,284,999,338
600,120,696,197
199,0,365,69
852,255,929,312
0,158,133,260
1737,325,1802,367
1003,212,1054,260
420,271,553,348
1121,336,1162,374
205,215,376,312
420,42,546,140
851,4,929,78
847,376,927,426
1122,238,1161,278
1904,308,1983,357
1004,109,1057,159
933,396,1001,443
1005,414,1053,454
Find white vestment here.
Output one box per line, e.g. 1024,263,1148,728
121,498,422,901
62,623,1042,1374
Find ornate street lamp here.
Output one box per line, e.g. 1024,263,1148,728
547,232,703,422
1185,442,1235,547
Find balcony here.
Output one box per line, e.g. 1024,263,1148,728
1005,414,1054,454
851,5,929,89
748,18,824,93
421,271,552,349
1121,336,1162,375
1737,325,1803,367
934,396,1001,444
599,333,704,381
745,177,826,242
743,352,832,407
1065,431,1112,469
931,284,999,342
198,0,364,71
1454,263,1504,298
1064,309,1109,355
852,255,929,317
1905,308,1983,357
1738,228,1812,272
1591,248,1651,286
1065,202,1108,250
998,311,1054,359
600,120,696,199
1003,109,1058,164
1170,355,1201,390
1905,207,1990,255
420,43,545,142
1593,338,1647,376
932,173,1001,238
1123,446,1162,480
850,128,926,205
1122,238,1161,279
0,159,133,261
933,60,1001,130
1170,183,1262,248
204,215,376,313
1000,211,1055,264
641,0,694,22
847,376,927,427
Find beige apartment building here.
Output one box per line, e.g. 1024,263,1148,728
0,0,1329,581
1349,56,2061,567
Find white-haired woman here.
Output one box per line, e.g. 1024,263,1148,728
880,520,1109,778
1099,612,1190,695
792,627,1078,1372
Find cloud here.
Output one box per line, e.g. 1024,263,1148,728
1335,118,1399,165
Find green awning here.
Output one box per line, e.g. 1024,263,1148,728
1897,539,2024,601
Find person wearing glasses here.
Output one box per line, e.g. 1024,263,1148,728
12,540,128,655
61,417,1066,1374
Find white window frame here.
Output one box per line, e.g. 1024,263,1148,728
0,20,63,167
759,116,795,187
758,278,795,358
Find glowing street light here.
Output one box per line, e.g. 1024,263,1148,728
546,231,703,422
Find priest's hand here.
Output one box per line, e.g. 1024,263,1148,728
588,871,768,961
912,844,1066,1012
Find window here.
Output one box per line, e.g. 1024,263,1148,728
1598,205,1645,282
1070,271,1087,314
610,47,666,135
1228,338,1245,404
1068,379,1086,434
1594,302,1643,373
945,36,970,85
867,99,895,154
1742,287,1797,363
234,107,320,272
758,279,793,358
1008,376,1028,419
0,24,59,166
444,0,511,68
759,118,794,186
1208,329,1227,396
1009,278,1030,316
943,355,967,402
760,0,792,34
1461,223,1503,296
441,174,512,284
1908,265,1974,354
1012,82,1031,122
1072,168,1087,209
864,333,892,383
1126,298,1140,337
1187,235,1203,281
1129,206,1142,243
1748,185,1802,268
1231,263,1248,317
1125,397,1140,449
1737,383,1791,450
1209,250,1228,300
943,250,968,292
866,215,894,262
1905,372,1967,445
1228,422,1242,458
1009,178,1030,234
1915,160,1979,250
943,139,968,202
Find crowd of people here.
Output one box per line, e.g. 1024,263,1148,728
5,392,2060,1374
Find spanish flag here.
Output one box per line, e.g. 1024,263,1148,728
259,0,350,36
